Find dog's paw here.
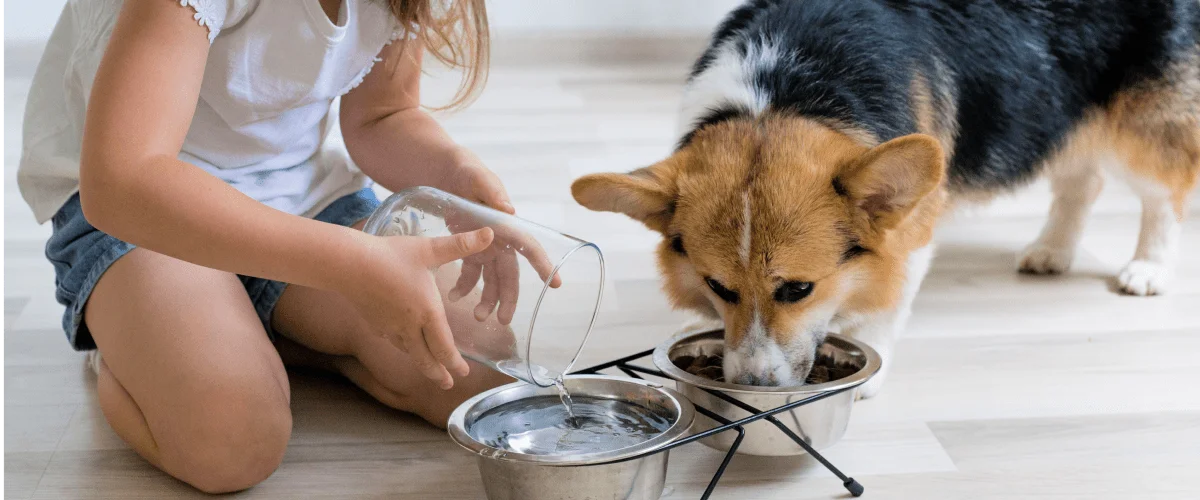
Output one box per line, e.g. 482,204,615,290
1017,243,1075,275
855,375,884,400
1117,260,1171,296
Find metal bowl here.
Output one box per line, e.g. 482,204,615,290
447,375,695,500
653,329,880,456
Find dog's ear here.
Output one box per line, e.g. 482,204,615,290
571,159,680,232
838,134,944,230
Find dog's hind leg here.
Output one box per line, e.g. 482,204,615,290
1018,156,1105,275
1105,61,1199,296
1115,178,1186,296
1110,130,1197,296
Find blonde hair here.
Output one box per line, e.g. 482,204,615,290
387,0,490,110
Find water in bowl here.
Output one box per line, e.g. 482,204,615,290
469,396,673,455
552,376,578,424
492,360,578,423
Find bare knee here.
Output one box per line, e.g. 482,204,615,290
158,393,292,494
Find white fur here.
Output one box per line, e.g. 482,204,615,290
739,192,753,266
678,40,778,138
723,308,796,385
848,244,935,399
1018,160,1105,274
1117,181,1180,295
1017,134,1185,295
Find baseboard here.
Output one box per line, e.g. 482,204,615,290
491,33,709,66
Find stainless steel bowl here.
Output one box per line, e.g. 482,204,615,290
447,375,695,500
653,329,880,456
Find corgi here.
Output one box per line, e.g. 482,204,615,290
571,0,1199,397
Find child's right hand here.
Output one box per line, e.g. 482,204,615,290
340,228,495,390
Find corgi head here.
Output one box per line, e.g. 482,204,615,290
573,116,945,385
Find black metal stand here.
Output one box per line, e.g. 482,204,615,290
572,348,864,499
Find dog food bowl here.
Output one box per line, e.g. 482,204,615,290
447,375,695,500
653,329,880,456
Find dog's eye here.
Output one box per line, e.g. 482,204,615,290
774,281,813,303
669,235,686,255
704,277,739,304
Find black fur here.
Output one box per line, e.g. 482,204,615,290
685,0,1200,192
678,106,752,149
670,235,687,255
841,244,870,263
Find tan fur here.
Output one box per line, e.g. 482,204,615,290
977,49,1198,219
1102,52,1200,216
911,69,958,163
571,43,1197,383
573,116,946,351
951,49,1199,218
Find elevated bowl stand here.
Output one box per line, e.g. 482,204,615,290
573,348,865,499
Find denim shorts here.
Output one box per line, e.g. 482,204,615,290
45,188,381,350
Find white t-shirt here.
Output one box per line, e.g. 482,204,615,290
18,0,411,224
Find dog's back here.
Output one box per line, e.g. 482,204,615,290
682,0,1199,194
571,0,1199,397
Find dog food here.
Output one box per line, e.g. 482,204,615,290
674,352,857,385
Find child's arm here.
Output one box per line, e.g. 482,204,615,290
340,39,514,213
80,1,475,389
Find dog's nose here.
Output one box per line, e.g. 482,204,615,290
731,371,777,386
732,372,759,385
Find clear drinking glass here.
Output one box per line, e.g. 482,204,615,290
362,187,605,387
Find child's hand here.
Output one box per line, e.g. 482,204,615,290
440,148,516,214
446,223,563,324
341,228,495,390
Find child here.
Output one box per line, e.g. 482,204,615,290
18,0,514,493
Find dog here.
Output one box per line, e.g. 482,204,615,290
571,0,1199,397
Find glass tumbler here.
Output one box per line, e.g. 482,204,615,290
362,187,605,387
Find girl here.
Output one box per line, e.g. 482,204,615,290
19,0,515,492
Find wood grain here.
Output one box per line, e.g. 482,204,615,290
5,35,1200,499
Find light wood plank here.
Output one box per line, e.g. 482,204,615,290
5,34,1200,499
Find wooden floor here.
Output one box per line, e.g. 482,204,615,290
6,36,1200,499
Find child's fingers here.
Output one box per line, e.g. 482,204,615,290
473,168,515,214
389,329,454,389
422,307,470,378
448,259,483,301
474,265,500,321
425,228,494,267
496,251,520,325
514,235,563,288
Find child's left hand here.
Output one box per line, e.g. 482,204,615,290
434,148,563,325
439,148,516,215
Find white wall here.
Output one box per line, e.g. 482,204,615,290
4,1,737,42
5,0,69,42
488,0,740,36
0,0,734,40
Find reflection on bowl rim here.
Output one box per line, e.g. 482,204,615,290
447,375,696,466
652,329,882,395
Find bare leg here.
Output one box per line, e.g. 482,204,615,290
86,249,292,493
272,284,513,427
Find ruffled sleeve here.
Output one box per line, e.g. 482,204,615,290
392,21,420,43
177,0,257,43
336,20,420,96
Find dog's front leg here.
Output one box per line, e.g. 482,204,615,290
844,244,933,399
842,309,906,400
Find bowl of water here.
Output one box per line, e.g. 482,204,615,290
653,329,880,456
447,375,695,500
